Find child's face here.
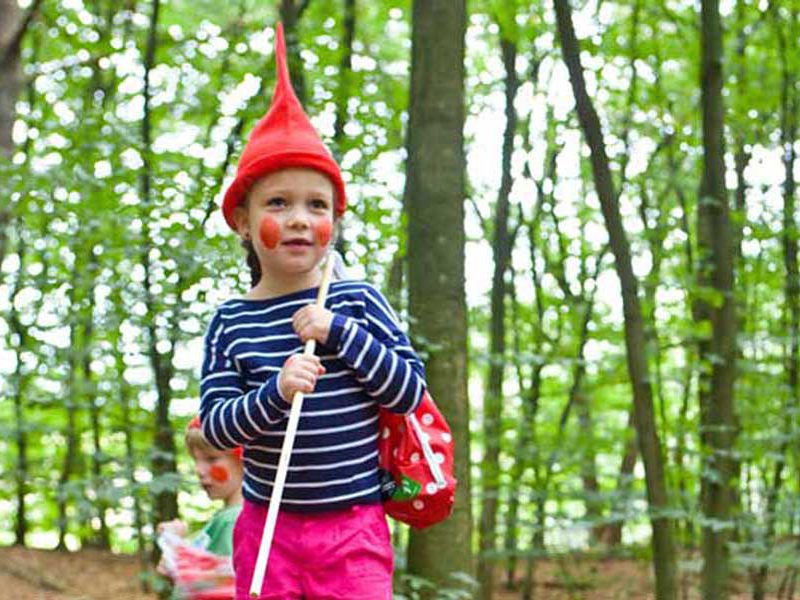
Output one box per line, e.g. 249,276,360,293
191,447,243,504
234,168,335,280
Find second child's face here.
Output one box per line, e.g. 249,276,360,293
235,168,335,281
191,447,242,504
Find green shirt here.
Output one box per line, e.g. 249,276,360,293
190,504,240,556
170,504,241,600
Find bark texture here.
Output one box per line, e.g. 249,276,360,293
404,0,473,591
553,1,679,597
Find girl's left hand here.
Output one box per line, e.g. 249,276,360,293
293,304,334,345
157,519,188,537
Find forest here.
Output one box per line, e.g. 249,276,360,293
1,0,799,599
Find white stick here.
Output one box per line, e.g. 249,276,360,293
248,256,335,598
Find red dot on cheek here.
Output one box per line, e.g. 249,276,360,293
315,220,333,247
209,465,229,483
259,215,281,249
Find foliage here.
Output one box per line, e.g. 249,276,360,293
1,0,800,596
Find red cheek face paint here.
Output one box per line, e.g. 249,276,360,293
314,219,333,247
209,464,229,483
259,215,281,249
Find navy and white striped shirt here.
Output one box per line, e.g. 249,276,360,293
199,280,426,512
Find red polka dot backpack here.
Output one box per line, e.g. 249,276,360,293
377,391,457,529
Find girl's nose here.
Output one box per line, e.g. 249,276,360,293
286,207,311,228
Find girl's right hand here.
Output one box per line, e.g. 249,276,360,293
278,354,325,401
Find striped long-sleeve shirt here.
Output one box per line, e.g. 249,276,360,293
199,280,426,512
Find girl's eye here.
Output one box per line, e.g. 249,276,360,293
310,199,329,210
266,196,286,207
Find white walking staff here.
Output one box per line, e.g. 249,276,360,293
249,256,335,597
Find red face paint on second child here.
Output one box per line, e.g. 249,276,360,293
209,464,229,483
259,215,281,249
315,219,333,247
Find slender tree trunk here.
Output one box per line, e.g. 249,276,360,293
58,280,83,551
639,183,669,438
670,142,700,550
521,491,547,600
0,0,22,272
576,389,602,543
0,0,25,154
505,198,547,592
478,34,518,600
553,2,678,597
404,0,472,590
603,409,638,546
503,364,543,589
697,2,738,597
332,0,355,260
544,226,602,541
504,267,545,589
80,251,109,549
333,0,355,154
11,326,29,546
732,0,751,263
138,0,178,535
0,0,42,270
113,297,148,583
675,364,696,548
598,183,671,548
9,242,29,546
751,11,798,598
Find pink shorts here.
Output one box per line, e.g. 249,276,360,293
233,500,393,599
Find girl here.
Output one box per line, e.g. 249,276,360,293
199,23,427,600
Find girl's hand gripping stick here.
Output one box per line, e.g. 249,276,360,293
248,254,336,598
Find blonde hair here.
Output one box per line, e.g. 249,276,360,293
185,426,222,455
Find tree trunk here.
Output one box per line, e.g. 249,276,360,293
732,0,751,263
504,194,548,591
503,364,543,589
9,242,29,546
576,388,602,543
751,10,798,598
0,0,43,273
697,2,738,597
58,280,83,551
138,0,178,534
553,2,679,597
670,140,700,550
112,286,149,583
0,0,21,155
675,364,696,548
81,250,109,549
600,182,670,548
478,33,518,600
332,0,355,260
521,492,547,600
333,0,355,155
404,0,472,591
504,268,545,590
0,2,23,270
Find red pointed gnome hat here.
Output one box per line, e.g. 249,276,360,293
221,22,347,229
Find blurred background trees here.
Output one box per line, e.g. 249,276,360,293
1,0,799,598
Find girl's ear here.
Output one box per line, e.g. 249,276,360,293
232,204,250,240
